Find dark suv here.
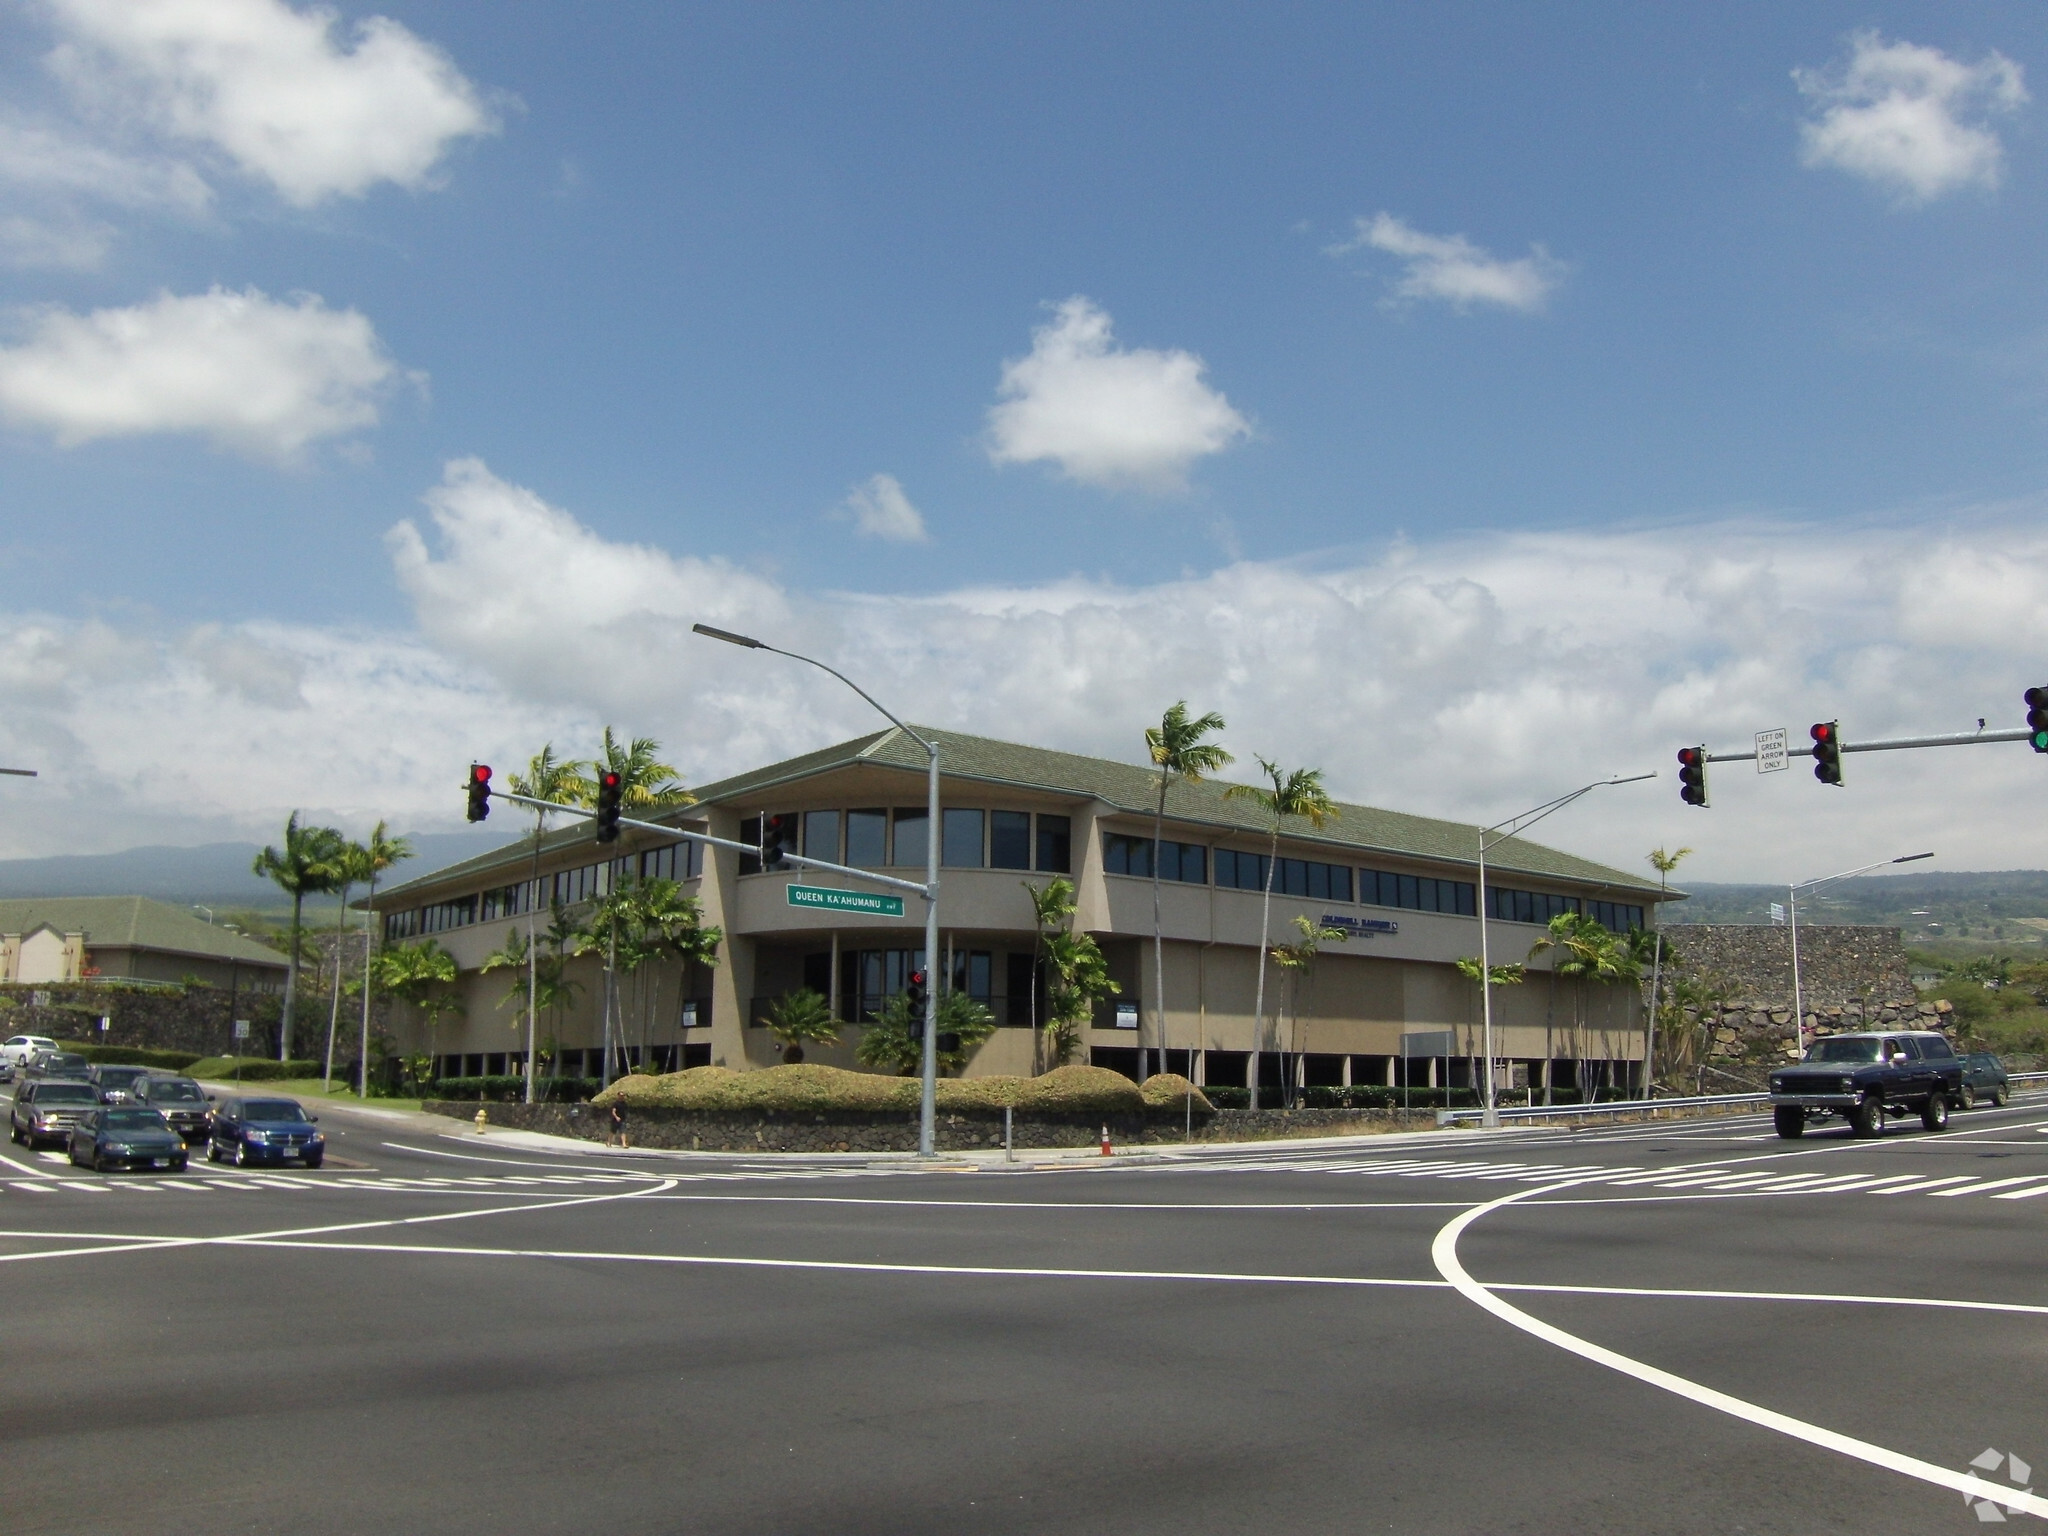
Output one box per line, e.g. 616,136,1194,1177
10,1080,102,1148
1769,1030,1965,1139
22,1050,92,1085
1958,1052,2010,1109
130,1074,213,1141
88,1064,151,1103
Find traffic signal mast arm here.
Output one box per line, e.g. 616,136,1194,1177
1693,724,2036,766
486,787,935,899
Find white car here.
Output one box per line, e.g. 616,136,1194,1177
0,1036,58,1080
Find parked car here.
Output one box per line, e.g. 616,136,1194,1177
1959,1052,2010,1109
67,1107,188,1173
22,1050,93,1085
130,1075,213,1141
0,1035,57,1080
207,1096,324,1168
88,1064,152,1104
10,1081,102,1148
1768,1031,1966,1138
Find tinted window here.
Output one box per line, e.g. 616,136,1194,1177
802,810,840,862
34,1084,97,1104
845,810,888,867
891,809,928,866
1809,1038,1882,1062
1035,815,1071,874
989,811,1032,870
145,1079,203,1102
104,1109,168,1131
1919,1037,1953,1059
243,1100,308,1122
942,808,985,868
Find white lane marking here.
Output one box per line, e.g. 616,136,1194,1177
1871,1177,1978,1195
1928,1175,2048,1198
1990,1183,2048,1201
10,1182,54,1193
1431,1180,2048,1520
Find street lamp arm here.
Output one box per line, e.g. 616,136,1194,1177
1792,851,1934,894
691,624,933,758
1482,771,1657,852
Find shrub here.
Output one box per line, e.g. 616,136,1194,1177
433,1076,598,1103
184,1056,322,1082
1202,1084,1482,1111
1138,1073,1213,1113
55,1042,203,1070
592,1062,1148,1117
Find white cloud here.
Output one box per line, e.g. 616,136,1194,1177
1795,32,2028,202
836,473,929,543
0,119,213,212
9,460,2048,891
1333,214,1564,313
44,0,499,206
0,285,405,459
986,297,1250,492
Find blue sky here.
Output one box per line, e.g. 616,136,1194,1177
2,2,2046,881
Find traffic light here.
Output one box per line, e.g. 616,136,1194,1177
595,770,623,842
465,763,491,823
1676,746,1708,807
761,813,795,871
2027,687,2048,753
1810,721,1843,786
904,969,927,1040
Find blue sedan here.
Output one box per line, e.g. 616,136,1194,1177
206,1096,325,1168
68,1107,190,1173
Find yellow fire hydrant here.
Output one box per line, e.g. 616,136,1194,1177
474,1106,488,1135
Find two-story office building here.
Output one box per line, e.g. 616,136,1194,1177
369,727,1673,1094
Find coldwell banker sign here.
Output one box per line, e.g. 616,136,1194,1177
1321,914,1398,938
786,884,906,919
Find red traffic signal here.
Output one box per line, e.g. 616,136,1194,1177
1810,721,1843,786
1676,746,1707,807
595,770,623,843
905,968,928,1039
465,763,492,823
762,812,795,871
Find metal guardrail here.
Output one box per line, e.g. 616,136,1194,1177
1439,1071,2048,1127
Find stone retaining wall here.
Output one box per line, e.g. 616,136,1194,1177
1690,997,1954,1066
0,982,293,1057
1661,925,1916,1010
424,1101,1438,1151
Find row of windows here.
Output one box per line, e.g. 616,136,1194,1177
742,810,1073,875
384,840,707,941
1100,833,1641,931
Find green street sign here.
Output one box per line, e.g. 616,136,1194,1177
786,884,905,919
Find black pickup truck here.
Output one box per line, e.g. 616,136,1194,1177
1768,1030,1965,1139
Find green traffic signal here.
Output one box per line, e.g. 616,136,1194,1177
2027,687,2048,754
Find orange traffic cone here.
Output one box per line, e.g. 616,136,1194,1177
1100,1124,1112,1156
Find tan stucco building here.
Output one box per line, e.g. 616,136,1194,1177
369,728,1672,1094
0,897,288,993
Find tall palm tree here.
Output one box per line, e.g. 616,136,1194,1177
1642,846,1691,1093
509,745,586,1103
1271,915,1347,1106
373,939,461,1070
1224,758,1337,1109
1021,878,1077,1074
322,837,376,1090
1142,703,1231,1082
355,821,413,1098
252,812,344,1062
575,728,694,810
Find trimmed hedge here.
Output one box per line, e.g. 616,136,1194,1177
1138,1073,1214,1113
432,1076,599,1104
55,1041,204,1070
593,1063,1150,1116
185,1056,322,1082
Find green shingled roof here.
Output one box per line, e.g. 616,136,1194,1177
380,726,1669,901
0,897,288,966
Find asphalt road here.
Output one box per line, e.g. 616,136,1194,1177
3,1085,2046,1534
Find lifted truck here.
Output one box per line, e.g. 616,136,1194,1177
1768,1030,1964,1139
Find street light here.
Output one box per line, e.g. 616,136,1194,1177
1788,851,1932,1058
1476,771,1657,1129
693,624,944,1156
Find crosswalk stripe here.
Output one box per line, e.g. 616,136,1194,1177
1928,1176,2048,1198
1988,1183,2048,1201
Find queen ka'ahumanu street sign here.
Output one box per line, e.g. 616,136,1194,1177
787,884,905,918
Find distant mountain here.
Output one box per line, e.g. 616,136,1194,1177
1667,870,2048,947
0,831,524,912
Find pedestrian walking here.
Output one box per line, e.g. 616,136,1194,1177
608,1101,627,1149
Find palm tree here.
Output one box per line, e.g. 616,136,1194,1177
761,989,838,1063
633,877,721,1066
1457,956,1527,1099
1041,928,1118,1067
1224,758,1337,1109
509,745,586,1104
322,837,376,1090
252,812,344,1062
355,821,413,1098
374,939,461,1072
1142,703,1231,1082
1642,846,1691,1093
1270,915,1347,1106
1528,912,1605,1097
1021,877,1077,1073
575,728,694,810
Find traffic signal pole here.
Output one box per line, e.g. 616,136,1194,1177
1693,724,2033,768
